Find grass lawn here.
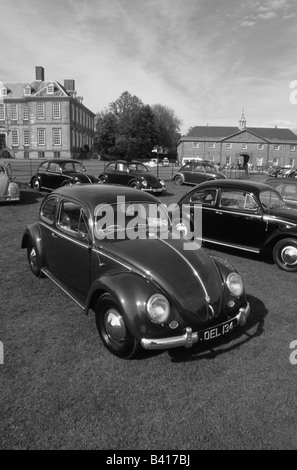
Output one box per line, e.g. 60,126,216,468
1,179,297,450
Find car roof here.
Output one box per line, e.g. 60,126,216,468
264,177,297,184
191,179,272,193
40,159,82,165
51,184,161,210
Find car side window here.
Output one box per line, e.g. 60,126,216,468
191,189,217,205
220,190,258,211
0,165,5,174
284,185,297,200
48,163,60,173
58,201,90,239
107,163,116,171
40,197,58,224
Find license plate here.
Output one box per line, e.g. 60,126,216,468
198,318,238,342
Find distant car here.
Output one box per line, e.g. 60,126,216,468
0,160,20,202
21,184,250,359
267,166,293,177
264,177,297,210
172,162,227,185
161,157,170,166
98,160,166,193
30,159,99,191
175,179,297,272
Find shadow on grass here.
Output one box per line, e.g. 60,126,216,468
204,242,275,266
167,294,268,363
19,188,46,205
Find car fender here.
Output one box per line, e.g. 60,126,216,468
21,223,45,270
0,175,9,196
30,175,42,188
262,226,297,252
85,272,172,340
172,172,185,183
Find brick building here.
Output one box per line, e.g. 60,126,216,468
0,66,95,159
177,112,297,169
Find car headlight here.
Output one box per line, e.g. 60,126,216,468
8,184,18,197
147,294,170,323
159,179,165,186
141,179,148,187
226,272,243,297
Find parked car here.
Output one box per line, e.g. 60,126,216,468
267,166,293,177
21,184,250,358
98,160,166,193
264,177,297,210
30,159,99,191
0,160,20,202
174,179,297,272
172,162,227,185
161,157,170,166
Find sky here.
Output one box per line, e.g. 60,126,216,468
1,0,297,134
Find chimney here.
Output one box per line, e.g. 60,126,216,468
35,66,45,81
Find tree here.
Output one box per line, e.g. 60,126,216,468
151,104,182,158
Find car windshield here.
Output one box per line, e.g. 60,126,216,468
259,189,285,210
128,163,148,172
94,201,170,240
62,162,86,172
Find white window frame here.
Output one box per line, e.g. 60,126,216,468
23,103,29,121
289,145,296,152
0,104,5,120
11,129,19,146
226,156,231,164
257,144,264,150
24,86,31,96
273,144,280,151
226,143,232,149
23,129,30,146
47,83,55,94
53,102,61,119
192,142,199,148
11,104,18,121
0,87,7,96
37,102,45,120
37,128,46,146
208,143,215,149
289,158,295,166
53,128,61,146
242,144,248,150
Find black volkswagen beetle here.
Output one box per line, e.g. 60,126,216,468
172,162,227,186
30,159,99,191
175,179,297,272
98,160,166,192
21,185,250,359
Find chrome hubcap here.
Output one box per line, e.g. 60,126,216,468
104,308,126,345
29,247,37,269
281,246,297,266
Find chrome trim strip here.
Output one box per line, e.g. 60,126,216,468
39,222,90,248
202,237,260,253
41,268,85,310
182,204,263,219
156,237,211,303
92,248,133,271
141,303,250,350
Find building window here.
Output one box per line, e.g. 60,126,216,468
0,87,8,96
53,102,61,119
226,143,232,149
23,103,29,121
53,128,61,146
11,129,19,146
257,144,264,150
37,128,46,146
38,151,45,158
274,145,280,151
290,145,296,152
226,156,231,164
11,104,18,121
208,143,215,149
0,104,5,120
192,142,199,149
289,158,295,166
47,83,55,94
53,151,61,158
273,157,279,166
242,144,248,150
23,129,30,146
24,86,31,96
37,102,45,119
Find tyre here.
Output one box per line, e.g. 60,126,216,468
27,243,44,278
95,293,140,359
62,181,71,186
174,175,184,186
99,175,107,183
32,178,41,191
273,238,297,272
129,181,139,189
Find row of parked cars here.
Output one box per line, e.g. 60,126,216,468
2,157,297,359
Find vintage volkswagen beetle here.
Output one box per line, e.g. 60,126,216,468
0,160,20,202
172,161,227,186
21,185,250,358
98,160,165,192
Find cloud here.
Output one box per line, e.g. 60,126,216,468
240,21,256,27
257,11,278,19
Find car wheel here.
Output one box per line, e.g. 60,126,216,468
174,175,184,185
95,293,140,359
62,181,71,186
129,181,139,189
273,238,297,272
27,243,44,278
32,178,41,191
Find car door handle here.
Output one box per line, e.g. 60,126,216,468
51,232,58,238
215,211,223,215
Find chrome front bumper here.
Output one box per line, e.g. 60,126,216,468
141,303,250,351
